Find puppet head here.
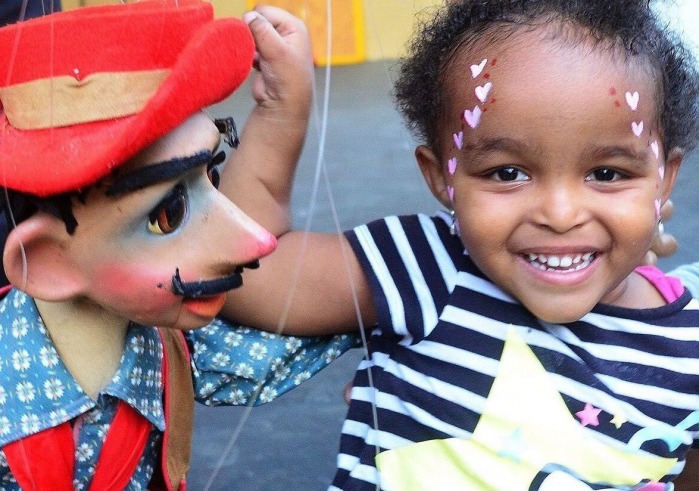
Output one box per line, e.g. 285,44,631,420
0,0,277,329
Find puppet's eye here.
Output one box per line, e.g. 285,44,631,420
148,184,187,235
207,151,226,189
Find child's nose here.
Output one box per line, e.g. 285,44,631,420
533,183,588,233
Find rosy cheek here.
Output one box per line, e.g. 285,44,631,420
94,261,178,312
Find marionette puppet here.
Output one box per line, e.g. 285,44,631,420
0,2,353,489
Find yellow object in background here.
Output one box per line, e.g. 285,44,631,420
246,0,366,65
60,0,438,63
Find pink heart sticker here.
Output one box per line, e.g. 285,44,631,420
475,82,493,103
631,121,644,137
659,165,665,180
650,140,659,160
470,59,487,78
625,91,639,111
448,157,457,175
464,106,482,129
453,131,463,150
447,185,455,202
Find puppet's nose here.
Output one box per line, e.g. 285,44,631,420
212,195,277,264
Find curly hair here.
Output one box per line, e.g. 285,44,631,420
394,0,699,155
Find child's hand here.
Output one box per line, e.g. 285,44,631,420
244,5,313,122
643,199,678,265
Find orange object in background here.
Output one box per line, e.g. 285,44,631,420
247,0,366,65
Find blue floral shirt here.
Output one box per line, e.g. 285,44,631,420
0,289,356,489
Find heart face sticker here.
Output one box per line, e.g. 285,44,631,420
464,106,483,129
659,165,665,180
447,185,455,202
475,82,493,103
625,91,639,111
448,157,458,175
470,59,487,78
650,140,659,160
631,120,644,137
453,131,463,150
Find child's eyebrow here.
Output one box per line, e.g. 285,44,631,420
463,139,650,166
588,145,649,164
105,150,214,197
463,137,534,156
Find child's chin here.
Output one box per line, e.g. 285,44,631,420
528,303,591,324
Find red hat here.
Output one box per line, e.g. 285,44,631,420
0,0,254,197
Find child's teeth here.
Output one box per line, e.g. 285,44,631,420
528,253,594,270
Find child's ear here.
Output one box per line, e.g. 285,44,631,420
661,147,683,202
3,213,86,301
416,145,451,208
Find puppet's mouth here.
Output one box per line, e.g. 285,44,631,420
171,260,259,298
182,294,227,318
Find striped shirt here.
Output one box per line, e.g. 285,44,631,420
332,212,699,491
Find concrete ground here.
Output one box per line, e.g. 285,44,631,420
189,61,699,490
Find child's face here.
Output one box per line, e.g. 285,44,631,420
63,113,277,330
418,29,681,323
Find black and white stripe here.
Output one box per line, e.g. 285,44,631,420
332,213,699,490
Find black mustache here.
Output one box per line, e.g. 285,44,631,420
171,260,259,298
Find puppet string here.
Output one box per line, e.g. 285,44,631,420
203,1,376,487
2,0,59,292
202,0,334,487
201,1,407,488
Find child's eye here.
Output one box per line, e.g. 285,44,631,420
586,168,624,182
490,166,528,182
148,184,187,235
207,151,226,189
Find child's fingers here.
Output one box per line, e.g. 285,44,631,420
244,10,278,60
244,6,308,61
660,198,674,222
250,5,307,39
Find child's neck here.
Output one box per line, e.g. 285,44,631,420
34,298,129,400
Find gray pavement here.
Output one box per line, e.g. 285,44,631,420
190,61,699,490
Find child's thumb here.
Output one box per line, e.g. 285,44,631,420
244,11,278,56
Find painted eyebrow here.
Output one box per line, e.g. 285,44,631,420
106,150,214,197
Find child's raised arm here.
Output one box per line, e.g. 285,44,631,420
219,7,374,336
221,6,313,237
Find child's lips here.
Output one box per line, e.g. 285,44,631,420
182,293,227,318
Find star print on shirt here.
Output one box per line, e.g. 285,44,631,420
576,403,602,427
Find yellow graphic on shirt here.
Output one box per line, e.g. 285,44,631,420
375,326,678,490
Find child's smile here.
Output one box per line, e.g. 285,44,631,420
418,27,681,323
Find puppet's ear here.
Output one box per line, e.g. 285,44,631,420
3,213,86,301
416,145,451,208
